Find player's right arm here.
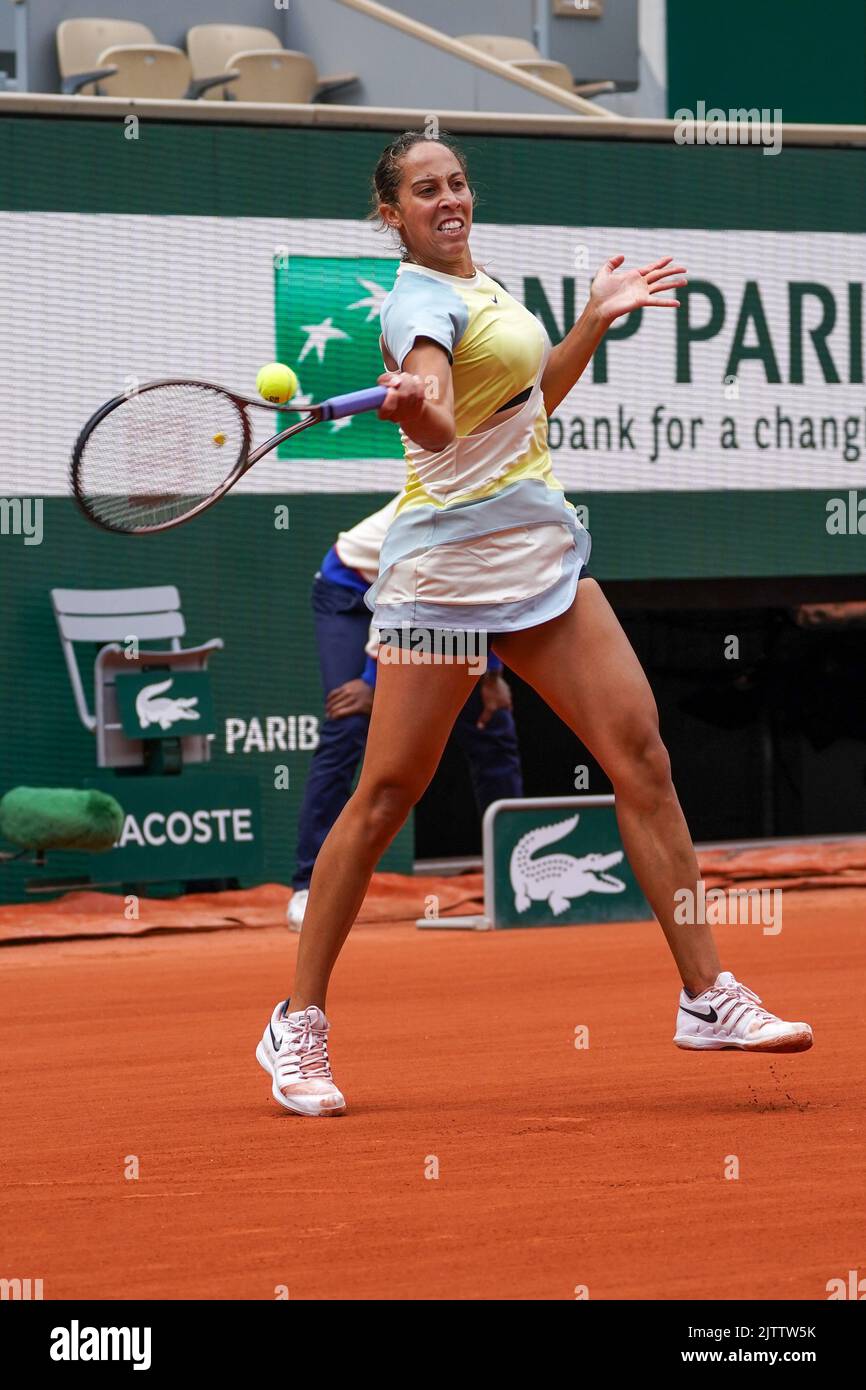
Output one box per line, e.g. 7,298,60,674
377,338,455,452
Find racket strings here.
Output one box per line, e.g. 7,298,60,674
76,384,246,532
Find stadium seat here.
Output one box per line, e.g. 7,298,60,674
457,33,615,98
209,50,318,105
56,19,236,99
186,24,358,103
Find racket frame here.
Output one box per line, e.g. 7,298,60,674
70,378,383,536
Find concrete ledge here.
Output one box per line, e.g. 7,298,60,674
2,93,865,147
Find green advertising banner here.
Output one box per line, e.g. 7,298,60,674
484,796,653,929
115,671,216,741
84,772,264,883
274,254,401,460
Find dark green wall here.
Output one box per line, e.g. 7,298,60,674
667,0,866,125
2,117,866,229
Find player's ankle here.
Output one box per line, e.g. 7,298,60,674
285,997,320,1017
684,972,718,998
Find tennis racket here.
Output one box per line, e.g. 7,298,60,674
70,378,387,535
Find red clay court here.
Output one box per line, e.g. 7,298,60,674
1,861,862,1301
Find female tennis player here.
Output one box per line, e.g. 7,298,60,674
257,131,812,1116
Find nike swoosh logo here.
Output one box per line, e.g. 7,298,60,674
269,1022,280,1050
680,1004,718,1023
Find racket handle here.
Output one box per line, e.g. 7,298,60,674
321,386,388,420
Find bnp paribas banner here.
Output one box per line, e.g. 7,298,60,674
3,214,865,502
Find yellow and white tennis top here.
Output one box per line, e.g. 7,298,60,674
367,261,591,631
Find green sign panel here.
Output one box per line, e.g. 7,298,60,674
484,796,653,929
114,671,216,740
274,255,401,459
84,773,263,882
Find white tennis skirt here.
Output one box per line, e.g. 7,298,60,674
366,479,592,634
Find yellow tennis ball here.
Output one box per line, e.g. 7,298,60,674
256,362,298,404
212,431,226,446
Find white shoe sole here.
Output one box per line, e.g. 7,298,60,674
674,1030,813,1053
255,1039,347,1116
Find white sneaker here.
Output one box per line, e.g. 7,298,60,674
286,889,308,932
674,971,813,1052
256,1001,346,1116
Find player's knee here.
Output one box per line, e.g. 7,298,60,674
609,722,673,811
357,780,417,843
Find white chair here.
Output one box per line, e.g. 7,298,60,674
51,586,223,769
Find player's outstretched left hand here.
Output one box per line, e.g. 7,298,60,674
590,255,687,327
